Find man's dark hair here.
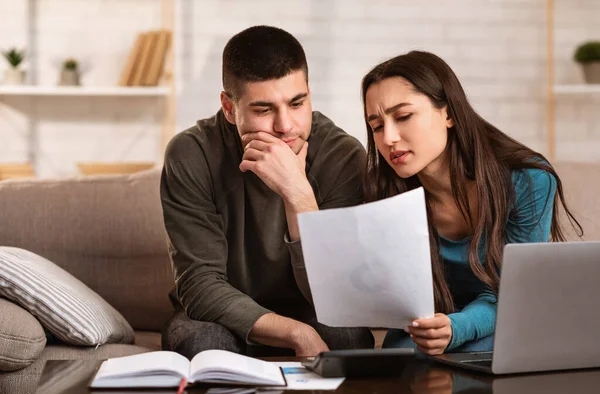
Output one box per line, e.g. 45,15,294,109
222,25,308,100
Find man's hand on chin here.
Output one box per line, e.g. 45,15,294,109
239,132,312,202
239,132,318,241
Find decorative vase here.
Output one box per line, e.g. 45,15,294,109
582,62,600,84
4,68,25,84
59,69,80,86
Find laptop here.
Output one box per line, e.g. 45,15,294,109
432,241,600,375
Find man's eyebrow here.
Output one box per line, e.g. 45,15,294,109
288,93,308,104
248,93,308,107
249,100,273,107
367,103,412,122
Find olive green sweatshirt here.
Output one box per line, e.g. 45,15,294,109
160,110,365,342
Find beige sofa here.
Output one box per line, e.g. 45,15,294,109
0,161,598,393
0,169,175,394
553,162,600,240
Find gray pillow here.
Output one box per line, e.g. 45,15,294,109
0,297,46,371
0,247,134,346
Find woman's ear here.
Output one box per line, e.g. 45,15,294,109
220,91,237,124
443,106,454,128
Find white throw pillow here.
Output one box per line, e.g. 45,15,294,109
0,247,134,346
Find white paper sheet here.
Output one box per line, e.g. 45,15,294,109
297,187,434,329
269,362,344,390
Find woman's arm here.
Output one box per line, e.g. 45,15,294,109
446,168,557,351
447,290,497,350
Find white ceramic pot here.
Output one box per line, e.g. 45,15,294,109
59,69,80,86
4,68,25,84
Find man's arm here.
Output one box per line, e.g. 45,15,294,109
282,184,318,303
240,131,366,302
249,313,329,356
286,138,366,303
283,181,318,242
162,133,324,354
161,134,273,342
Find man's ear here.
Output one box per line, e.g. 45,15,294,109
220,91,237,124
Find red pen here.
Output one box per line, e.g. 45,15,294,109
176,377,187,394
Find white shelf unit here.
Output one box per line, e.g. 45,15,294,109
0,0,176,176
546,0,599,160
0,86,170,97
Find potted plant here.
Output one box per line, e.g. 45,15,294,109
2,48,26,84
574,41,600,84
59,58,80,86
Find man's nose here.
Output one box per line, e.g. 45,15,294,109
273,109,293,134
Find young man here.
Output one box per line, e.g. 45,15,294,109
160,25,373,359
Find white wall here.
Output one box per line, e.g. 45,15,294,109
1,0,599,178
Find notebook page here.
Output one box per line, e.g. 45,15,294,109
94,351,189,380
190,350,285,385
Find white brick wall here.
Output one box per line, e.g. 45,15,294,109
178,0,600,158
1,0,599,178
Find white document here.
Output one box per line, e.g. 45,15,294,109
270,362,344,390
297,187,434,329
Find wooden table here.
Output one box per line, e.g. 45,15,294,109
34,357,600,393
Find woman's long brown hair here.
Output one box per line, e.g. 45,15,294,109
361,51,582,314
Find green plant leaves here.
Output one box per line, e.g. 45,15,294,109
574,41,600,63
2,48,25,68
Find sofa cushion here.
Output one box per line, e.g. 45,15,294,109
0,247,134,346
134,331,162,351
0,169,174,331
0,298,46,372
553,161,600,241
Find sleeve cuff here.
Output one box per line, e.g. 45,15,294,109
240,305,273,345
447,312,469,351
284,231,305,268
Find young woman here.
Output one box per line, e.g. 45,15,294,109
361,51,581,355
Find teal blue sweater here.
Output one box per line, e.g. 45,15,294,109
444,168,557,350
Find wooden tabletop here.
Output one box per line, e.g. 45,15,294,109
36,357,600,393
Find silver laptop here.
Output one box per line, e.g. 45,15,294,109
433,241,600,374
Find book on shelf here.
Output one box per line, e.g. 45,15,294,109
144,30,171,86
89,350,287,389
131,30,158,86
119,29,171,87
118,33,146,87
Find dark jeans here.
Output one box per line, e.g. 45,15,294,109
162,309,374,359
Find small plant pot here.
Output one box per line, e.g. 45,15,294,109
4,68,25,84
59,69,80,86
582,62,600,84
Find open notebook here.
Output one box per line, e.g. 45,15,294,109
89,350,286,389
